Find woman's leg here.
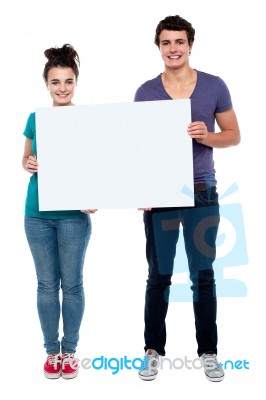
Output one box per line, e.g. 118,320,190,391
56,217,91,354
24,217,60,354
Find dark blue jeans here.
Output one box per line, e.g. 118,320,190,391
143,186,219,357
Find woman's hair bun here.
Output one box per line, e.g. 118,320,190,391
44,44,80,66
43,44,80,82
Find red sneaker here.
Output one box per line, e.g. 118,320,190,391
44,354,61,379
61,353,79,379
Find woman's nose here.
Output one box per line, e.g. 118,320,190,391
59,83,66,92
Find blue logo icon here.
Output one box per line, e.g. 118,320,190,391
153,183,248,301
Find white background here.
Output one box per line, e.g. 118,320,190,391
0,0,265,399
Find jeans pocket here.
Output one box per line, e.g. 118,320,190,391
195,187,219,206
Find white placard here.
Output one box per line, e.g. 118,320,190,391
36,100,194,210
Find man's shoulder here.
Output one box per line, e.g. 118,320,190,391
136,74,161,89
134,74,166,101
197,70,224,85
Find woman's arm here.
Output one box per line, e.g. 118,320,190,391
22,138,38,173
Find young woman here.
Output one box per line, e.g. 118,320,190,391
135,15,240,382
22,44,96,379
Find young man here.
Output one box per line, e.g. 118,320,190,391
135,15,240,382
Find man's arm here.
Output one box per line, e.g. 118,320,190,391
188,108,240,148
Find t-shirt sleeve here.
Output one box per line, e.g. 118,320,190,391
23,113,35,139
216,77,233,113
134,86,146,102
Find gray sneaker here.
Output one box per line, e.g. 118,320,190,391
138,349,160,381
201,353,225,382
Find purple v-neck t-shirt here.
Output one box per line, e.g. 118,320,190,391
134,70,232,186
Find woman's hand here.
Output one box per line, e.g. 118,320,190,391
25,155,38,173
81,209,98,214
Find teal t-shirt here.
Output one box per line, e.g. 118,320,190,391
23,112,86,219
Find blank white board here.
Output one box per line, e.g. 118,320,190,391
36,100,194,210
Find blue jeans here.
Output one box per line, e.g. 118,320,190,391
143,186,219,357
24,216,91,354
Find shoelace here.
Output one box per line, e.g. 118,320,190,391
144,354,159,370
47,354,61,369
62,353,76,363
202,354,220,371
62,354,78,369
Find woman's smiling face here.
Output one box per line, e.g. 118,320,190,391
46,67,76,106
